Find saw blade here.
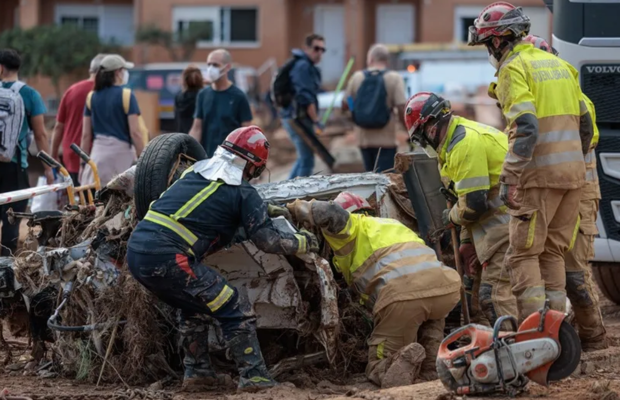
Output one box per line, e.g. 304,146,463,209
548,320,582,381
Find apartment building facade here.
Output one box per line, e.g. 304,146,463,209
1,0,550,103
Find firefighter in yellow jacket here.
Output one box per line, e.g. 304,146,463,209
468,3,594,322
272,192,461,388
524,34,607,351
404,92,518,327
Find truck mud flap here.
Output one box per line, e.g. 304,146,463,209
396,151,447,247
290,118,335,170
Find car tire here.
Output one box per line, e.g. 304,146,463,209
134,133,206,220
592,262,620,305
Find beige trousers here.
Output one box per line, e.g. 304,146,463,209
505,187,581,322
565,198,606,342
366,290,460,386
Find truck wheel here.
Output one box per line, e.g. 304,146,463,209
592,262,620,305
134,133,206,220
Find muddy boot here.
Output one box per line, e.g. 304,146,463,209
581,333,609,352
228,331,278,392
380,342,426,389
180,319,233,392
417,319,445,381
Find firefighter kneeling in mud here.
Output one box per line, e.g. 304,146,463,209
403,92,518,327
127,126,320,392
276,192,462,388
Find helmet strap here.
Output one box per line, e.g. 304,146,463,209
424,113,451,150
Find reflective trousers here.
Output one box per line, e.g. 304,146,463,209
565,198,606,342
472,243,518,326
127,249,256,341
366,290,460,386
505,187,581,322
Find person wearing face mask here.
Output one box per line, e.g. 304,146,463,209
80,54,144,187
468,2,594,323
189,49,253,158
404,92,518,328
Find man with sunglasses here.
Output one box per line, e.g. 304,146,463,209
280,33,325,178
190,49,253,158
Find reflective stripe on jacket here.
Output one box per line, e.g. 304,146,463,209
322,214,462,313
496,43,588,189
439,116,511,262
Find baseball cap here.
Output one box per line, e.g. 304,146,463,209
99,54,135,71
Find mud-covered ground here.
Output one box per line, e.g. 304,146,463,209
3,295,620,400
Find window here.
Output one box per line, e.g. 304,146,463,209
60,15,99,35
55,4,135,45
172,6,259,46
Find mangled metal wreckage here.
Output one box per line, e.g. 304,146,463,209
0,164,418,381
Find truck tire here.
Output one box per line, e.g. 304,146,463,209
592,262,620,305
134,133,206,220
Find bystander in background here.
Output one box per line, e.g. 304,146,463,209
189,49,252,157
80,54,144,186
174,65,204,134
51,54,106,185
279,34,325,179
343,44,406,172
0,49,52,256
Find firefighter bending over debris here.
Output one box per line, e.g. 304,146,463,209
468,2,594,322
524,34,607,351
403,92,518,327
127,126,319,392
274,192,461,387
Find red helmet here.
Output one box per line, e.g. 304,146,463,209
404,92,451,149
334,192,372,213
221,126,270,178
524,34,559,56
468,2,530,46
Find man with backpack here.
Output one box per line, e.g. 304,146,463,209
0,49,53,256
272,33,325,179
342,44,407,172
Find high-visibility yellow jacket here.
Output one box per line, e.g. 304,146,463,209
311,202,462,314
495,43,593,189
438,116,511,263
562,59,601,201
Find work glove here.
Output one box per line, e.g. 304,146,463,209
442,208,455,230
286,199,316,229
314,121,325,135
267,203,293,222
298,228,320,254
459,240,480,277
499,183,520,210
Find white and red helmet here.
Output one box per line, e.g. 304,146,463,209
334,192,372,213
467,2,531,46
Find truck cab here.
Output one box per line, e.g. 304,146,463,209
547,0,620,303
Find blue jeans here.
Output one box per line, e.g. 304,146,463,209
360,147,397,172
282,118,315,179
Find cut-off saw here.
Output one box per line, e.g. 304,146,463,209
437,302,581,396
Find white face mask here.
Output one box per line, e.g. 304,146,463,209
488,52,499,70
206,66,222,82
121,69,129,85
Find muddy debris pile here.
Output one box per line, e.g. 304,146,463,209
3,167,457,387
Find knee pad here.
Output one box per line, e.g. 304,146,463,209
566,271,594,307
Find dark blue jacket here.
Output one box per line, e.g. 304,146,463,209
281,49,321,119
128,169,302,258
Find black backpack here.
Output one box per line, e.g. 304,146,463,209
270,54,302,108
352,70,391,129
